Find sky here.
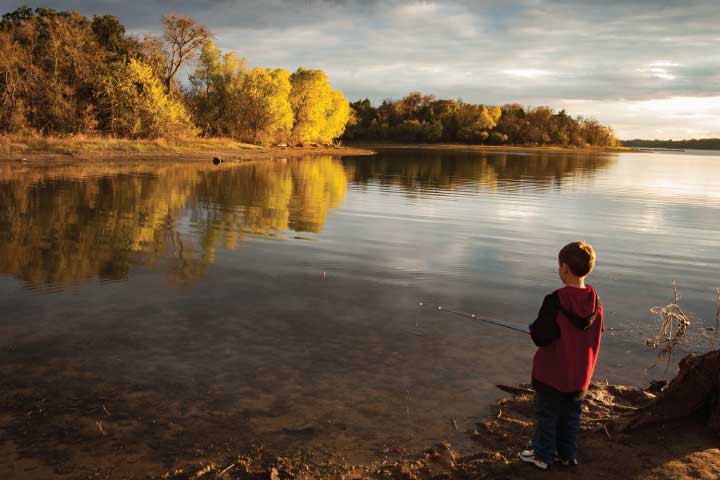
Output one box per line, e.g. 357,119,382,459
5,0,720,139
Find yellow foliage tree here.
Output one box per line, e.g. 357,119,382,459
289,68,350,145
239,68,293,143
100,59,196,138
320,89,351,144
489,105,502,124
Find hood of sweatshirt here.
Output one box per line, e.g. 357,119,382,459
556,285,600,330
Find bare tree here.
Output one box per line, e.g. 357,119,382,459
161,15,210,94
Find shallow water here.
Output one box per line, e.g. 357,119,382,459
1,149,719,463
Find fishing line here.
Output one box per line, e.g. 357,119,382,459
419,302,625,334
419,302,530,334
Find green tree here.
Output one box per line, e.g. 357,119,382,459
188,41,223,134
91,14,135,62
212,51,247,137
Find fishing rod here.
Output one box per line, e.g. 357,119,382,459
419,302,626,334
418,302,529,334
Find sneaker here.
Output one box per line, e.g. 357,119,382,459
557,457,579,467
519,449,550,471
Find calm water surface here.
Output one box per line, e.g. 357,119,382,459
1,149,719,462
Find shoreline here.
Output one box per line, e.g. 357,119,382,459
0,135,634,163
0,142,375,164
349,142,634,154
3,379,715,480
0,146,376,163
153,381,720,480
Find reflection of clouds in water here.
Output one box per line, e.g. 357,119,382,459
340,193,473,277
336,150,720,323
599,153,720,206
633,206,664,233
493,200,541,222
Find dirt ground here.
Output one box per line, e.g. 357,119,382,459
0,144,376,163
2,381,718,480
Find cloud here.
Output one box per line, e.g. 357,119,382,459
503,69,555,80
637,61,682,81
5,0,720,138
552,96,720,139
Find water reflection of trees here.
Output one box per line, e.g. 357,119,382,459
0,157,347,287
0,151,611,288
344,150,615,191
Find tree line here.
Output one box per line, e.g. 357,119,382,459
1,7,619,148
343,93,619,147
622,138,720,150
0,7,350,144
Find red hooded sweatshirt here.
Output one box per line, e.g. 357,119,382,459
530,285,603,399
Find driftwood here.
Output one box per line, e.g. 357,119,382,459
495,384,534,396
619,349,720,436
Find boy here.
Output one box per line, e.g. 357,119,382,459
520,241,603,471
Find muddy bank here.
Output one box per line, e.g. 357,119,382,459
0,140,632,164
3,379,718,480
0,145,375,163
159,382,719,480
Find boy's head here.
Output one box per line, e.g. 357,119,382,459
558,241,596,284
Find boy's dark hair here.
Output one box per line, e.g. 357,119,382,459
559,241,596,277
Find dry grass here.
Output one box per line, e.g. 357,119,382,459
644,282,720,368
0,133,265,156
645,282,693,367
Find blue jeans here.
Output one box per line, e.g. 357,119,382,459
532,389,583,464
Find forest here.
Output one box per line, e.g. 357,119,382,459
0,7,349,144
343,94,619,147
0,7,618,148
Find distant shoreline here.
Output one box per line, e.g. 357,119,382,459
350,142,635,154
0,135,636,163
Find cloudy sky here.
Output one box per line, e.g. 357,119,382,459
6,0,720,139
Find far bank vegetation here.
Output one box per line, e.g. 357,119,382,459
344,94,619,147
1,6,617,151
623,138,720,150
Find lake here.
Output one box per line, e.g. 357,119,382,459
1,148,719,467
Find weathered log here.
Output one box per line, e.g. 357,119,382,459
619,349,720,435
495,384,534,396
